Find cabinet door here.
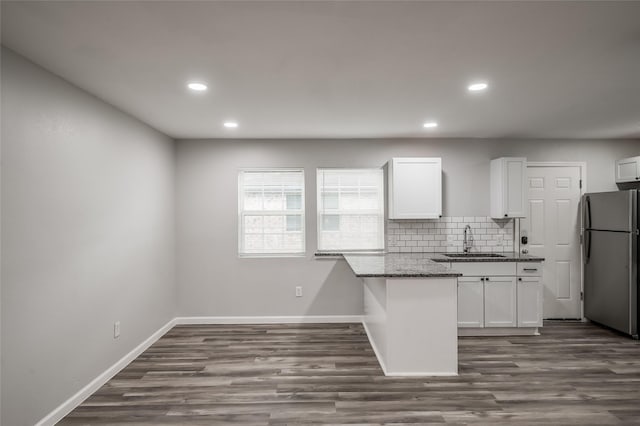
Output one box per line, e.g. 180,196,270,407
504,158,526,217
517,277,543,327
457,277,484,327
389,158,442,219
484,276,517,327
615,157,640,183
490,157,526,219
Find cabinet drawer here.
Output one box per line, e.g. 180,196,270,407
453,262,516,277
517,263,542,276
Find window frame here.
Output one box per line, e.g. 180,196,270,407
316,168,385,252
238,168,306,258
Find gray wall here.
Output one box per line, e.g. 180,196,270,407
1,42,639,426
1,48,176,426
175,138,639,316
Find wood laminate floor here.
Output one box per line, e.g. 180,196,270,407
60,321,640,425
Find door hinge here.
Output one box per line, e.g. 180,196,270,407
580,291,584,301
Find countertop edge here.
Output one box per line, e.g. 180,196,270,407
316,252,545,262
430,257,545,263
354,273,464,278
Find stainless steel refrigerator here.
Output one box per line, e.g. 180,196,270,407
583,189,638,338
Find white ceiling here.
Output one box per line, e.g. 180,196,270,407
2,1,640,139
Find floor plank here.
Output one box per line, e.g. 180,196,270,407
59,321,640,425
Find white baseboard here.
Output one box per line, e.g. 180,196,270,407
35,318,177,426
458,327,539,337
35,314,362,425
361,320,388,375
384,371,459,377
175,315,363,325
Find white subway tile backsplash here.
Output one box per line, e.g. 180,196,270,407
386,216,514,253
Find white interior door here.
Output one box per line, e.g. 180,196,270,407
521,165,582,319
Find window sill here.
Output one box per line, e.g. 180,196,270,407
314,250,385,258
239,253,306,259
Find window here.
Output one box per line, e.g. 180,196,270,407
238,169,305,256
317,168,384,251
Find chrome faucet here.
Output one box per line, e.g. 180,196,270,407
463,225,474,253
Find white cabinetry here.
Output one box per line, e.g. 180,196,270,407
516,263,543,327
457,277,484,328
483,277,517,327
388,157,442,219
490,157,527,218
517,277,543,327
615,156,640,183
455,261,543,335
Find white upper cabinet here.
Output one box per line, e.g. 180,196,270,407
388,157,442,219
490,157,527,219
615,156,640,183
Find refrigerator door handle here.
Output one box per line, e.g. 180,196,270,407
584,230,591,264
585,195,592,230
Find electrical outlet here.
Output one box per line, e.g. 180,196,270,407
295,286,302,297
114,321,120,339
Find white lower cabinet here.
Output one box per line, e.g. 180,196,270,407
455,262,543,334
517,276,543,327
483,277,517,327
457,277,484,327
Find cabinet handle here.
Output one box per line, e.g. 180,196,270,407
504,214,508,217
518,277,522,281
481,277,485,281
485,277,490,281
523,268,538,272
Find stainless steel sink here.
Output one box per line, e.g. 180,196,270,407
443,253,506,258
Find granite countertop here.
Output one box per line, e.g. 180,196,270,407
317,251,544,263
342,253,463,278
429,252,545,263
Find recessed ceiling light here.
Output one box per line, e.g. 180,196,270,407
468,82,488,92
187,82,208,91
223,121,238,128
423,121,438,129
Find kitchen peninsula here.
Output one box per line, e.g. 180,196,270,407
343,253,462,376
342,251,545,377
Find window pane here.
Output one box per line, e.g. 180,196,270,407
264,215,284,233
239,169,305,255
244,215,263,233
264,234,284,250
359,190,378,210
323,172,340,186
317,168,383,251
322,192,339,210
286,193,302,210
340,174,358,187
340,190,359,210
284,233,303,250
322,214,340,231
244,234,263,251
244,191,263,210
286,215,302,232
263,191,284,210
